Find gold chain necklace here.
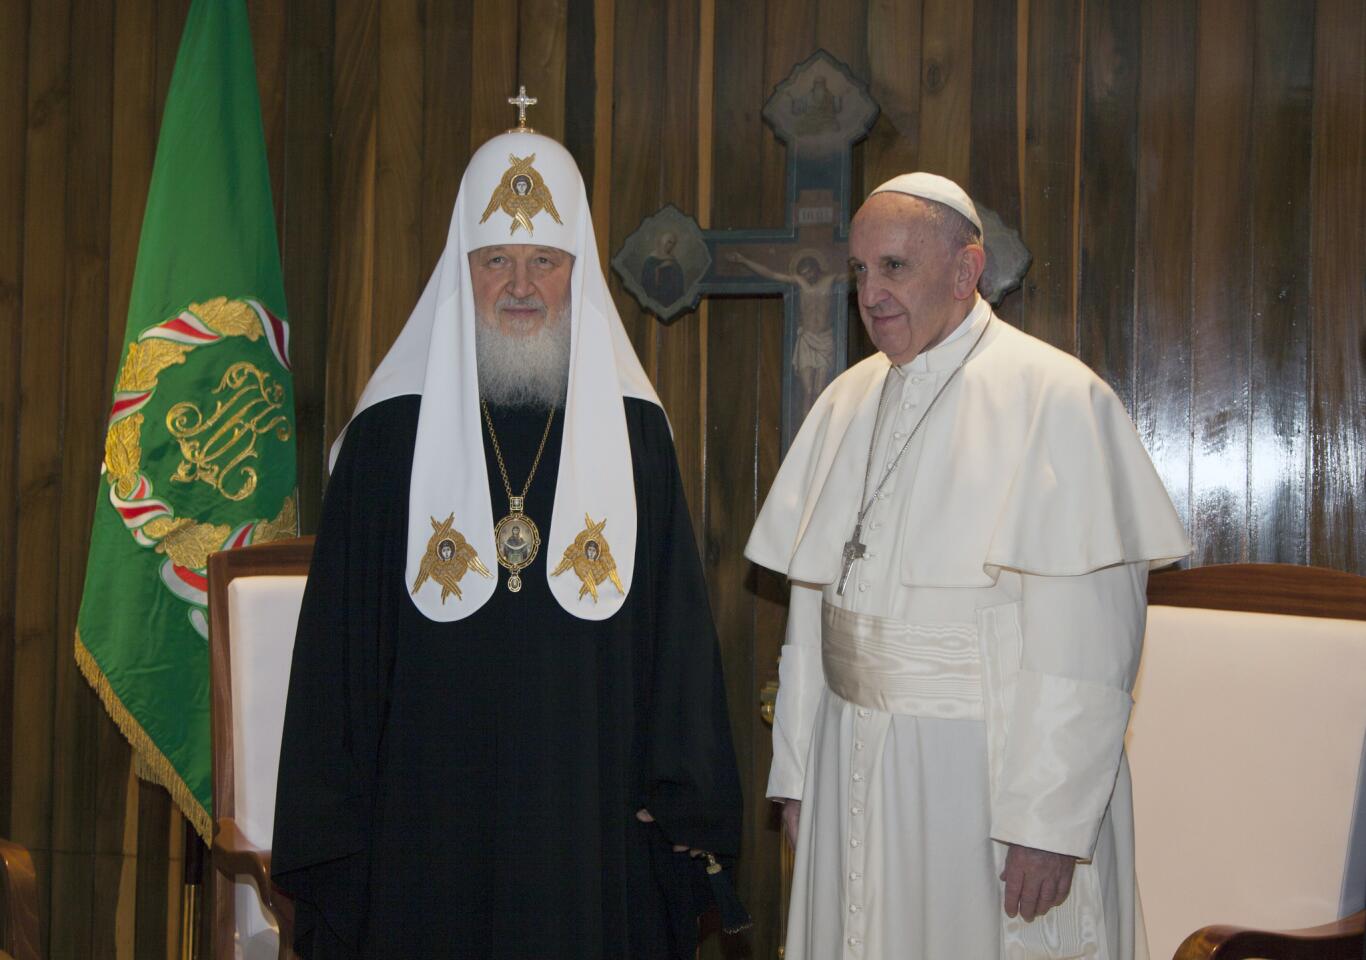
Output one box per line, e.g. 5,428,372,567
481,400,557,592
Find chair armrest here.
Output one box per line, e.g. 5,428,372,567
0,838,41,960
212,818,298,959
1174,908,1365,960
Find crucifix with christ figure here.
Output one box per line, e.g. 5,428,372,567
612,50,879,451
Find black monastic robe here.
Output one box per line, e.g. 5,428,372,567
272,395,742,959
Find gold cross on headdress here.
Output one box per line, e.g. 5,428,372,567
508,86,537,132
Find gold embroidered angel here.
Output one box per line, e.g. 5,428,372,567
551,514,624,603
479,153,563,236
412,514,492,603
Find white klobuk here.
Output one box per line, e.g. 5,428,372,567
331,131,661,622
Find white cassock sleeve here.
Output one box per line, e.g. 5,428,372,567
766,582,827,802
988,561,1148,858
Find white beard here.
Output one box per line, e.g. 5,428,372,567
476,297,572,409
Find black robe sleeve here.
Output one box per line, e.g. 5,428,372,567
272,405,401,958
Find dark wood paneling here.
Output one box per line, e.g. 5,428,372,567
919,0,974,185
50,0,115,952
325,0,379,452
1248,0,1314,564
1133,0,1196,538
1308,0,1365,572
968,0,1020,327
372,0,425,367
865,0,922,189
419,2,472,275
1019,0,1081,351
1076,0,1139,407
283,0,335,526
1190,0,1254,565
14,0,74,941
519,0,569,144
0,0,30,843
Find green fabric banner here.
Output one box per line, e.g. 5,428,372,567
76,0,297,841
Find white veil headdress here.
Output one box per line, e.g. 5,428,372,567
330,131,661,622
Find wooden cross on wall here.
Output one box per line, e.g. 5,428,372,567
612,50,879,451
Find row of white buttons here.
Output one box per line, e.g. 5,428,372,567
844,705,874,956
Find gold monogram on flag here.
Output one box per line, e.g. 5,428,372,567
166,361,291,502
413,514,492,603
551,514,624,603
479,154,563,236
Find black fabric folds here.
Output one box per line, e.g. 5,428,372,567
271,396,742,959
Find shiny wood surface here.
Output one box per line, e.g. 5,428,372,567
1,1,1363,956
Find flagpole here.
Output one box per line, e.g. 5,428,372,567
182,821,203,960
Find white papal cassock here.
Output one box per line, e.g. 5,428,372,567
746,298,1190,959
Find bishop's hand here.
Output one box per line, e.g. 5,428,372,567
635,808,703,856
1000,843,1075,922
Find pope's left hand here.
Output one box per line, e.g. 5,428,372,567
635,808,704,856
1000,843,1075,921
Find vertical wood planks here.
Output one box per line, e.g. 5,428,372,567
865,0,922,190
1248,0,1314,564
372,0,425,367
1308,0,1366,570
14,0,74,940
707,0,769,947
51,0,115,952
1019,0,1082,351
918,0,973,185
419,2,472,277
326,0,379,452
653,0,704,523
1076,0,1139,406
968,0,1022,326
1133,0,1196,538
284,0,336,523
519,0,569,143
0,0,30,842
470,0,519,149
1190,0,1254,564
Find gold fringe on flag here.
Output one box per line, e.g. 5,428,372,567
74,631,212,842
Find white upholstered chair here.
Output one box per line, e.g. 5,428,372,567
1128,563,1366,959
207,536,314,960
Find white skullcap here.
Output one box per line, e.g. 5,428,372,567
870,172,982,234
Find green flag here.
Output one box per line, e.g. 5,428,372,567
76,0,297,841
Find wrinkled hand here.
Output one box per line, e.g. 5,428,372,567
1000,844,1075,922
780,798,801,849
635,808,702,855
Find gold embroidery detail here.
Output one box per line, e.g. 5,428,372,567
145,517,233,570
192,296,262,340
252,493,298,544
116,339,192,391
551,514,624,603
479,154,563,236
166,361,292,502
105,413,144,497
413,514,492,603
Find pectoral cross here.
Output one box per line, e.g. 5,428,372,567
836,522,866,596
508,86,537,132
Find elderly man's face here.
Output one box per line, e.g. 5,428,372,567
469,245,574,338
848,194,979,365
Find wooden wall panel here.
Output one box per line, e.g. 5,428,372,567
5,1,1366,955
918,0,973,185
284,0,336,528
0,0,30,842
1308,0,1366,572
1190,0,1254,565
1076,0,1139,407
13,0,74,939
1019,0,1082,352
968,0,1020,327
1134,0,1196,539
1249,0,1314,564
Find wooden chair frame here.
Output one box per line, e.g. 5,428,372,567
1148,562,1366,960
207,536,315,960
0,838,40,960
